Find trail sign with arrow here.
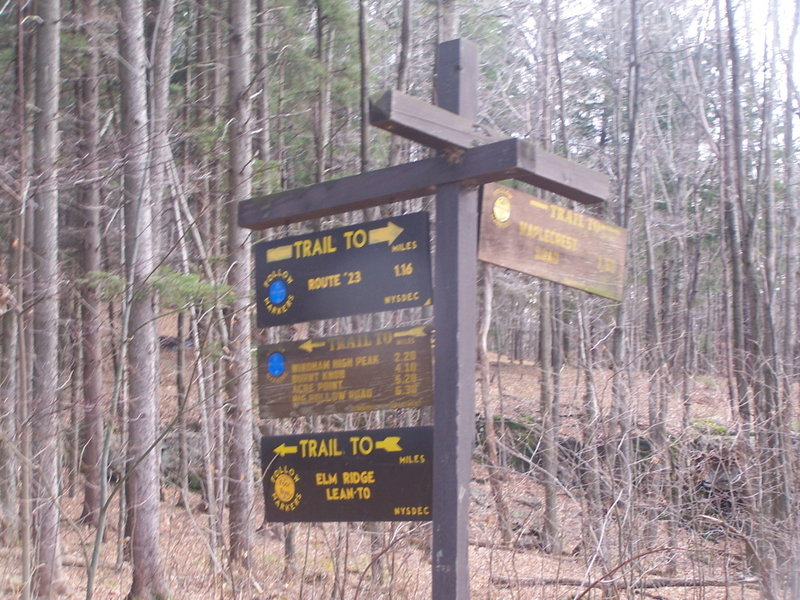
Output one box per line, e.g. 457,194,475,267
260,426,433,522
257,326,433,418
479,183,627,301
254,212,432,327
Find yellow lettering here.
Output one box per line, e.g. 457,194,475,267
299,439,315,457
383,291,421,304
321,369,346,380
354,354,379,366
534,245,560,265
315,472,338,485
307,391,347,403
518,221,578,251
291,372,320,384
391,241,418,252
317,440,329,457
393,505,430,516
293,235,337,258
342,470,375,485
399,454,426,464
325,486,372,501
347,388,373,400
292,360,331,373
308,273,342,290
343,229,367,249
349,436,374,455
316,381,343,392
328,335,373,351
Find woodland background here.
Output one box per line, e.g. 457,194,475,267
0,0,798,599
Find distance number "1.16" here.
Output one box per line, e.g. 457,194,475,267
393,262,414,277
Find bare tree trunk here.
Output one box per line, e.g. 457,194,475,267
66,295,82,499
531,0,563,556
119,0,168,596
175,312,191,507
226,0,255,565
388,0,410,166
190,6,228,569
641,203,673,549
358,0,369,173
608,5,639,588
539,284,561,554
719,0,751,431
254,0,272,164
314,1,332,183
478,264,512,544
0,284,17,545
0,88,21,540
77,0,104,528
14,5,35,595
758,0,788,526
782,2,800,596
611,0,639,446
147,0,175,263
168,184,223,571
577,306,606,566
642,216,666,448
783,1,799,377
681,217,701,428
723,3,785,595
437,0,457,42
31,0,64,595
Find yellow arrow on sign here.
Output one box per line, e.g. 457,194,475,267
528,198,549,211
274,443,298,456
368,222,404,245
393,326,427,339
266,244,293,262
375,436,402,452
299,339,326,353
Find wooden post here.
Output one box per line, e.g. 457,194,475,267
431,38,478,600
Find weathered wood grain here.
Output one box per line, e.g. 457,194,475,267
370,89,505,151
238,139,608,229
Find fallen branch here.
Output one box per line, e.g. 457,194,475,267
490,575,760,589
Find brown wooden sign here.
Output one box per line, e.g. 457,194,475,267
478,183,627,301
260,426,433,522
257,326,433,418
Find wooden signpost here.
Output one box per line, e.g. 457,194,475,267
427,42,480,598
239,38,621,600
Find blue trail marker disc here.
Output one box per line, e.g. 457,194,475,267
268,278,288,306
267,351,286,378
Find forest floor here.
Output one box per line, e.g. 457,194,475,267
0,355,768,599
